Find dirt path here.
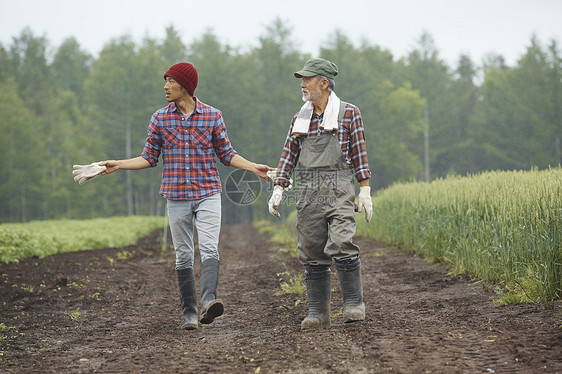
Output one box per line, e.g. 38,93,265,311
1,225,560,373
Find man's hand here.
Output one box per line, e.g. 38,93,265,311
98,160,120,175
357,186,372,222
253,164,275,180
268,185,284,217
72,162,106,185
228,155,273,180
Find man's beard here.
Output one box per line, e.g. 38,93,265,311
302,84,322,103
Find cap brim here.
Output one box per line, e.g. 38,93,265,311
294,70,318,78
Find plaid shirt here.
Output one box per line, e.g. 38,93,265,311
141,99,237,200
275,102,371,188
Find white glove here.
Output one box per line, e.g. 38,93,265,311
357,186,373,222
266,169,293,191
72,162,106,185
268,185,284,217
266,169,277,180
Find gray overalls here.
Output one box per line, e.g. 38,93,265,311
295,127,360,267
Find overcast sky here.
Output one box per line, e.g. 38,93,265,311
1,0,561,67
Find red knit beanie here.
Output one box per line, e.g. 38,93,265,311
164,63,198,96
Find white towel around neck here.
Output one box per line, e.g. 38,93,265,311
291,91,341,136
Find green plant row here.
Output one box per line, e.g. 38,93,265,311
357,167,562,303
0,216,168,264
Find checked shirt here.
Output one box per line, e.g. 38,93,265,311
274,102,371,188
141,99,237,200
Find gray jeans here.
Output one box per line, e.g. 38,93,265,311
167,193,221,270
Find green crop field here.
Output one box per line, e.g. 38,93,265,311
357,167,562,303
0,216,168,264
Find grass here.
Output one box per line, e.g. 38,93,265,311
357,167,562,303
256,214,304,298
0,216,168,264
68,309,84,323
255,210,298,258
274,271,305,296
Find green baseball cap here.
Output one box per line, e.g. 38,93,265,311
294,58,338,79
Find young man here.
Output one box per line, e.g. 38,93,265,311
268,58,373,329
74,62,272,330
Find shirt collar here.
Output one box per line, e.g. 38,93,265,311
193,97,201,114
168,98,200,115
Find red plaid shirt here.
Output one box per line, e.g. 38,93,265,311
141,99,237,200
274,103,371,188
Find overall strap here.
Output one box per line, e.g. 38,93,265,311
337,101,348,125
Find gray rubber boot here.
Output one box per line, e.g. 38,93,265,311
336,257,365,322
301,265,331,330
176,268,199,330
199,258,224,324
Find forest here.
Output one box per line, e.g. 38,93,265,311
0,20,560,224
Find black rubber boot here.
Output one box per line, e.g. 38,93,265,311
336,257,365,323
176,268,199,330
199,258,224,324
301,265,331,330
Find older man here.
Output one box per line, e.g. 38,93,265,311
269,58,373,329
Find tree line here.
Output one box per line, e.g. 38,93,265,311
0,20,560,224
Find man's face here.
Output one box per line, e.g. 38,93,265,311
164,77,187,102
301,76,323,103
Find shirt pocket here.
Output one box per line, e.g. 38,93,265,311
191,128,212,147
162,127,180,147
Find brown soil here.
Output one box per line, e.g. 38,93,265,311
0,224,560,373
